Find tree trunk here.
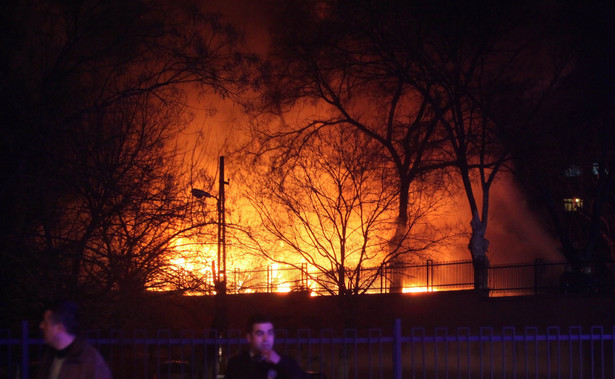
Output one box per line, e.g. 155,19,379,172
469,212,489,291
388,178,410,293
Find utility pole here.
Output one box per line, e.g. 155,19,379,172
190,155,229,295
190,156,229,376
217,156,228,294
214,156,229,377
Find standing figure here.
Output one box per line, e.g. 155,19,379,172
225,313,309,379
36,300,111,379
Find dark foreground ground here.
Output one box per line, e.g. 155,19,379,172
150,290,615,333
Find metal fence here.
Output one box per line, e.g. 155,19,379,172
2,321,615,379
227,259,615,296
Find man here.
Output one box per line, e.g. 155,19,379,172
225,313,309,379
36,300,111,379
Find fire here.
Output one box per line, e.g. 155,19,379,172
159,237,443,295
157,234,452,296
170,238,216,272
150,237,219,293
268,263,292,293
402,286,437,294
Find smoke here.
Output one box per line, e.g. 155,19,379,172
186,1,566,267
486,174,562,264
429,172,562,265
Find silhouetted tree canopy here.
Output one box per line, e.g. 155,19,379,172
253,0,574,289
0,0,247,327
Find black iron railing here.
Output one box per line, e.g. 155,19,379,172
228,259,615,296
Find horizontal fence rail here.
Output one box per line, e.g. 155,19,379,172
227,259,615,296
2,321,615,378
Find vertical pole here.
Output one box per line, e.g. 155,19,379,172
393,319,402,379
427,259,433,292
214,156,229,371
218,156,226,292
534,258,543,295
380,266,384,293
22,320,29,379
302,262,308,289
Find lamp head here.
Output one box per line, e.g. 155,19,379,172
191,188,213,199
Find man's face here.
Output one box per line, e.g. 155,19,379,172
39,310,63,347
247,322,275,356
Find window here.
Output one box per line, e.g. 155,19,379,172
565,165,582,177
564,198,583,212
592,162,600,176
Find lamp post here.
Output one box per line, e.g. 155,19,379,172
191,156,229,295
191,156,228,332
191,156,229,376
217,155,227,294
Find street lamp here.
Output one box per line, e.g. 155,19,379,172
190,188,212,199
191,156,228,295
191,157,229,374
191,187,221,293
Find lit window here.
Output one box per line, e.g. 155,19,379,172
564,198,583,212
592,162,600,176
565,165,582,177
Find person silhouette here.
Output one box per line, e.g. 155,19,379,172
225,313,309,379
36,300,111,379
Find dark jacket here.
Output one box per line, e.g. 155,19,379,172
36,336,111,379
225,350,309,379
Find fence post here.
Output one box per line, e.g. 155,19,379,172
21,320,29,379
427,259,433,291
393,319,402,379
534,258,544,295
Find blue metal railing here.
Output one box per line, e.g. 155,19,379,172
3,321,615,379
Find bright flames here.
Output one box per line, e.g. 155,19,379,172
402,286,437,294
158,237,440,296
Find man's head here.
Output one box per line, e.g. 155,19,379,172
245,313,275,357
40,300,79,349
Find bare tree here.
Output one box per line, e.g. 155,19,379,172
254,0,573,290
237,126,449,325
411,1,577,289
0,0,247,325
247,0,457,294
